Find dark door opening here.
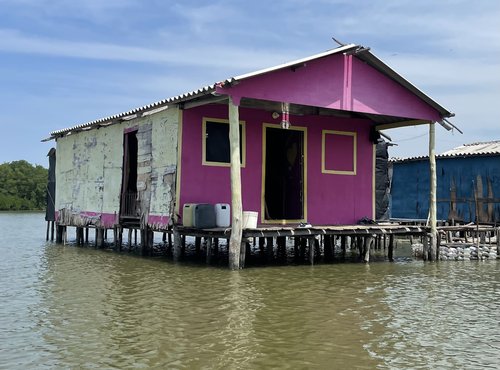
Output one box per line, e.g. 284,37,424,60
120,131,139,219
264,127,305,221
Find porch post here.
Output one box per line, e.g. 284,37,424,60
429,122,437,260
228,96,243,270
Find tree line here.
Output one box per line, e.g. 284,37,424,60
0,160,48,210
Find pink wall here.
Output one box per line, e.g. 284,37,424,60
179,104,374,225
217,53,441,122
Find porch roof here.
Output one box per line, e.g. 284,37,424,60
46,43,454,141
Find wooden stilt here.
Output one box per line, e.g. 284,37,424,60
388,234,394,262
134,229,138,246
277,236,286,261
62,226,67,245
300,237,307,261
96,228,105,249
113,227,118,249
181,235,186,257
341,235,347,260
324,235,333,262
228,96,243,269
118,227,123,251
128,228,133,249
206,237,213,264
309,238,315,265
195,237,201,257
496,229,500,256
173,226,182,262
363,236,373,263
239,241,247,268
51,221,55,241
46,221,50,241
259,237,266,259
162,232,167,243
85,227,89,244
423,234,429,261
266,237,274,261
293,237,300,261
213,238,219,260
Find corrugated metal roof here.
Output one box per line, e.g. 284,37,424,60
440,140,500,157
391,140,500,162
47,43,454,140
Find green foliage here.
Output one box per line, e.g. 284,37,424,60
0,160,48,210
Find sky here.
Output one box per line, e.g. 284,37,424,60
0,0,499,166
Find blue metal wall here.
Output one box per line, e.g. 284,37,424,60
391,156,500,223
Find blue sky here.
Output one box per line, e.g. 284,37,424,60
1,0,499,166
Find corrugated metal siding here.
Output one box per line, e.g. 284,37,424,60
391,156,500,222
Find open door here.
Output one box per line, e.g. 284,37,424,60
263,126,306,222
120,131,139,221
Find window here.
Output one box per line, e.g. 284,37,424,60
202,118,246,167
322,130,357,175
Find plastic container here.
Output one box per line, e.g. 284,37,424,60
182,203,197,227
193,204,216,229
242,211,258,229
215,203,230,227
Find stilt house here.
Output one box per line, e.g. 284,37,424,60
46,43,454,266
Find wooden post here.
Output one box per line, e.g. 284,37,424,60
363,236,372,263
195,237,201,257
293,237,300,261
213,238,219,260
228,96,243,270
309,238,315,265
277,236,286,261
118,226,123,251
96,228,105,249
423,234,429,261
267,237,274,261
85,227,89,244
51,221,55,241
62,226,67,245
324,235,333,262
206,237,213,264
46,221,50,241
172,226,181,262
429,122,437,261
341,236,347,260
240,241,247,268
387,234,394,261
128,228,133,249
496,228,500,256
259,237,266,259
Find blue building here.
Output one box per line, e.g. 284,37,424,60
390,141,500,224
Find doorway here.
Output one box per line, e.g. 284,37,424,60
263,125,306,221
120,131,139,219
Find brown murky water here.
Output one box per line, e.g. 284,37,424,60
2,212,500,369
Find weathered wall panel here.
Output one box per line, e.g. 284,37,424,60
55,107,179,228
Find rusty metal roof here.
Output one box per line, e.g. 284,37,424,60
46,43,454,140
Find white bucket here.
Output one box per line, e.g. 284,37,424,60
242,211,258,229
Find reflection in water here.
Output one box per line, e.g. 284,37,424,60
2,213,500,369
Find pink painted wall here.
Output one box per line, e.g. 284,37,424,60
179,104,374,225
216,53,441,122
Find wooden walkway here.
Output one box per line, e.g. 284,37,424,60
51,221,500,267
